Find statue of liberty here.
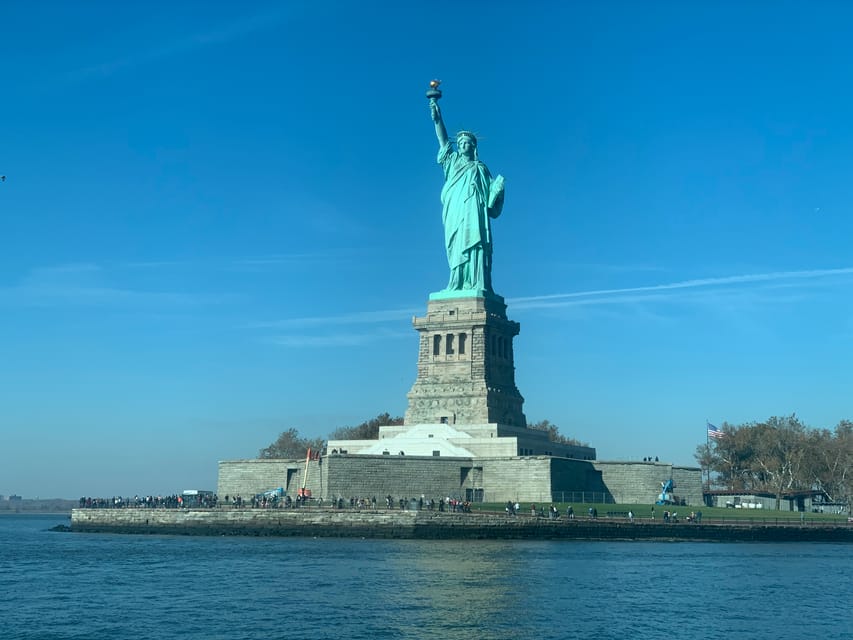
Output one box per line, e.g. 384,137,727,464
428,81,505,296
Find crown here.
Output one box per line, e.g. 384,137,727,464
456,130,478,145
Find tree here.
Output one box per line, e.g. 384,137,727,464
258,412,404,459
328,412,403,440
696,415,852,511
700,421,758,491
694,442,716,488
750,415,807,510
529,419,589,447
807,421,853,505
258,428,324,460
834,420,853,508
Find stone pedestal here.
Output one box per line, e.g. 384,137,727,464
404,295,526,427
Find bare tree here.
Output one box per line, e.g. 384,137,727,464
529,419,589,447
750,416,807,510
697,415,852,511
328,412,403,440
259,428,324,459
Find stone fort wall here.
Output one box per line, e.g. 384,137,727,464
218,456,703,506
593,461,703,505
220,456,560,502
218,459,324,500
324,455,478,500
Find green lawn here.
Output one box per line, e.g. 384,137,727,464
471,502,849,524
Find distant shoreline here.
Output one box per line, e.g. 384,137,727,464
70,508,853,542
0,499,77,515
0,511,71,516
0,508,72,518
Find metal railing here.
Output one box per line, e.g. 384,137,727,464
550,491,615,504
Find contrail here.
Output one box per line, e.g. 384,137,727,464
509,267,853,306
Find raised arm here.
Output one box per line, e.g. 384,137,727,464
430,98,449,149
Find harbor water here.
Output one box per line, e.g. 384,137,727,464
1,514,849,640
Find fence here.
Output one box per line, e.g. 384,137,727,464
550,491,615,504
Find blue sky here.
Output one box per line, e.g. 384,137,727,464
3,2,853,498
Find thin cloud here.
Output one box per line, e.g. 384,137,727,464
61,9,289,84
251,306,418,349
232,249,368,268
0,264,234,308
0,283,229,308
250,267,853,337
555,262,668,274
119,253,367,272
248,307,419,330
267,328,410,348
508,267,853,310
24,263,102,279
120,260,191,270
235,256,320,267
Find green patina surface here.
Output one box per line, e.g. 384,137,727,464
428,288,505,302
428,83,505,297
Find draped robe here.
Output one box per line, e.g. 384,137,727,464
437,141,503,292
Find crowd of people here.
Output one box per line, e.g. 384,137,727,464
333,495,472,512
77,493,475,513
504,501,583,519
78,494,701,523
78,494,218,509
498,502,711,524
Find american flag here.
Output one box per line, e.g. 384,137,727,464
707,423,725,439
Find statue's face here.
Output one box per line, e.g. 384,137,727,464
457,136,475,158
